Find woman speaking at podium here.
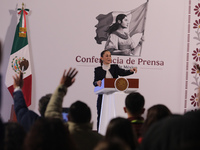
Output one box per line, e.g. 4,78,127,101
93,50,137,131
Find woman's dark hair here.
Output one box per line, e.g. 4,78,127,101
4,122,26,150
105,117,137,150
100,50,110,66
94,137,131,150
23,118,75,150
107,14,127,35
0,119,4,150
142,104,172,135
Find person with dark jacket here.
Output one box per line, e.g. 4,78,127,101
93,50,137,131
124,92,145,140
13,72,51,132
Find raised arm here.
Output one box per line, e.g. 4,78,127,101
45,68,78,119
13,71,24,89
13,72,39,131
13,72,28,119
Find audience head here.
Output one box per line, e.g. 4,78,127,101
105,117,137,150
0,119,4,150
0,40,2,66
142,104,172,135
4,122,26,150
147,104,172,120
23,118,74,150
94,137,131,150
124,92,145,116
38,94,52,117
0,40,2,110
0,41,2,149
68,100,91,123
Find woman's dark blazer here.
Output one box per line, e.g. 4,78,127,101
93,64,134,86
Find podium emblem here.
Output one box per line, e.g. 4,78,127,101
114,77,129,91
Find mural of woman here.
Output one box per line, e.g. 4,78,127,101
105,14,144,56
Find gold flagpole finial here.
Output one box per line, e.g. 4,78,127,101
22,3,24,10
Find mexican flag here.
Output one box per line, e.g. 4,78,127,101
5,7,32,107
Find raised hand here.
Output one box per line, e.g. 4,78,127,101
97,80,102,87
13,71,23,89
60,68,78,88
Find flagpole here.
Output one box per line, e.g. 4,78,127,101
142,0,149,35
22,3,24,10
139,0,149,56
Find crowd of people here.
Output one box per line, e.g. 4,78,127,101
1,66,200,150
1,42,200,150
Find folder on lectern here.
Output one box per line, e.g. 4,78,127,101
94,78,139,94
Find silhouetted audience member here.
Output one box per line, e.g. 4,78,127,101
124,92,145,139
45,68,103,150
23,118,75,150
0,40,4,150
105,117,137,150
0,40,1,65
13,71,52,131
0,40,2,109
139,104,172,143
3,122,26,150
138,109,200,150
94,137,131,150
0,119,4,150
67,101,103,150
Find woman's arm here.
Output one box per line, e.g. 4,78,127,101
93,67,106,86
115,65,136,76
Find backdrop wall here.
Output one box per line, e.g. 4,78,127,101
0,0,197,130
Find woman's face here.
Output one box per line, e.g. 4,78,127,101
120,16,129,28
101,51,112,65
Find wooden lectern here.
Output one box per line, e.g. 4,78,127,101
94,78,139,135
94,78,139,94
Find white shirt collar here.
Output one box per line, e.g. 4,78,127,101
102,63,110,71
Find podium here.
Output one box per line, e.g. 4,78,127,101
94,78,139,135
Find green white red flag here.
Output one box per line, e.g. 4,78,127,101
5,7,32,106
